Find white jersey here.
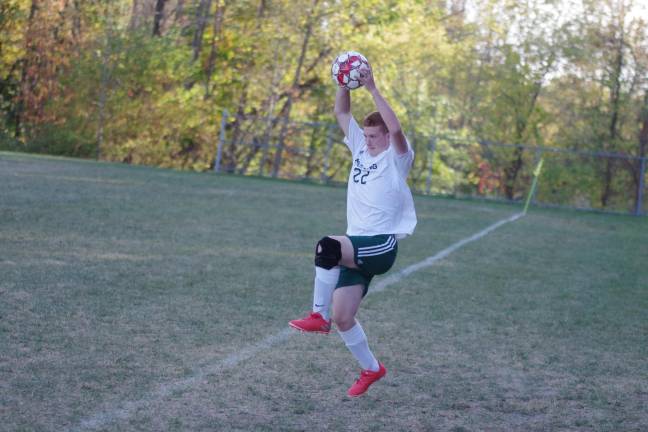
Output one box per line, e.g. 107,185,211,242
343,117,417,239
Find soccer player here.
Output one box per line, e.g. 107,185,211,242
289,63,417,397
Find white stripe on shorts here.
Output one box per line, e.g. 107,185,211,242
357,236,396,257
357,235,395,253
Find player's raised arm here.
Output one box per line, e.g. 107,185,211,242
359,66,409,155
334,87,352,138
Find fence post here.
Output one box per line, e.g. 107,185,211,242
214,109,228,173
321,124,333,184
426,136,436,195
530,148,544,207
258,128,272,177
636,156,646,216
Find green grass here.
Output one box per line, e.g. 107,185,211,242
1,152,647,431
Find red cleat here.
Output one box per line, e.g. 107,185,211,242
288,312,331,334
347,362,387,397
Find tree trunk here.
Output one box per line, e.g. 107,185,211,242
638,91,648,162
152,0,167,36
502,80,543,199
463,28,494,131
129,0,141,30
600,32,624,208
407,133,423,185
303,126,319,179
256,46,284,176
174,0,185,23
503,147,524,199
96,14,115,160
71,0,82,42
204,0,226,98
220,0,269,173
225,89,248,172
635,91,648,212
256,0,267,18
192,0,212,62
271,0,319,178
96,66,107,160
272,101,292,177
16,0,41,137
238,137,262,175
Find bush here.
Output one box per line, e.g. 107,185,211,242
0,129,23,152
23,124,96,157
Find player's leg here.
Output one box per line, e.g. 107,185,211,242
288,235,357,333
311,235,357,321
330,284,363,332
332,284,379,369
328,235,357,269
332,283,386,396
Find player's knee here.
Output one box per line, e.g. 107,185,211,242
333,314,354,331
314,236,341,269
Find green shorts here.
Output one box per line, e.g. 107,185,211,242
336,234,398,297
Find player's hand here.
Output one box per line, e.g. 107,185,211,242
358,64,376,92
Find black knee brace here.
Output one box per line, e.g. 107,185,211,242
314,237,341,269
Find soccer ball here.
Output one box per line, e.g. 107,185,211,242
331,51,369,90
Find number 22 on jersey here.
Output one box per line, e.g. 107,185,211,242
353,168,369,184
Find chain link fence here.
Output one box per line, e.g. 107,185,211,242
213,112,647,216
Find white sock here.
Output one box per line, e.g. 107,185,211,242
339,321,380,372
312,266,340,321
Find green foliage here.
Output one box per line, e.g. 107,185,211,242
0,128,22,151
0,0,646,210
22,123,95,157
0,0,28,135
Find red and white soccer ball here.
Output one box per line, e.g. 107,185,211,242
331,51,369,90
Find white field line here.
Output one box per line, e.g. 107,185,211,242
71,328,295,432
371,211,525,293
72,211,524,431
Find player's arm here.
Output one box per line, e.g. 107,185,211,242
334,87,352,138
359,67,409,155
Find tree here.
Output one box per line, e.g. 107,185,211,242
466,0,562,199
0,0,28,136
549,0,647,209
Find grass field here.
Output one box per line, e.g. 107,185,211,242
1,152,647,432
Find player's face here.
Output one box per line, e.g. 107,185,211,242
364,126,389,156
